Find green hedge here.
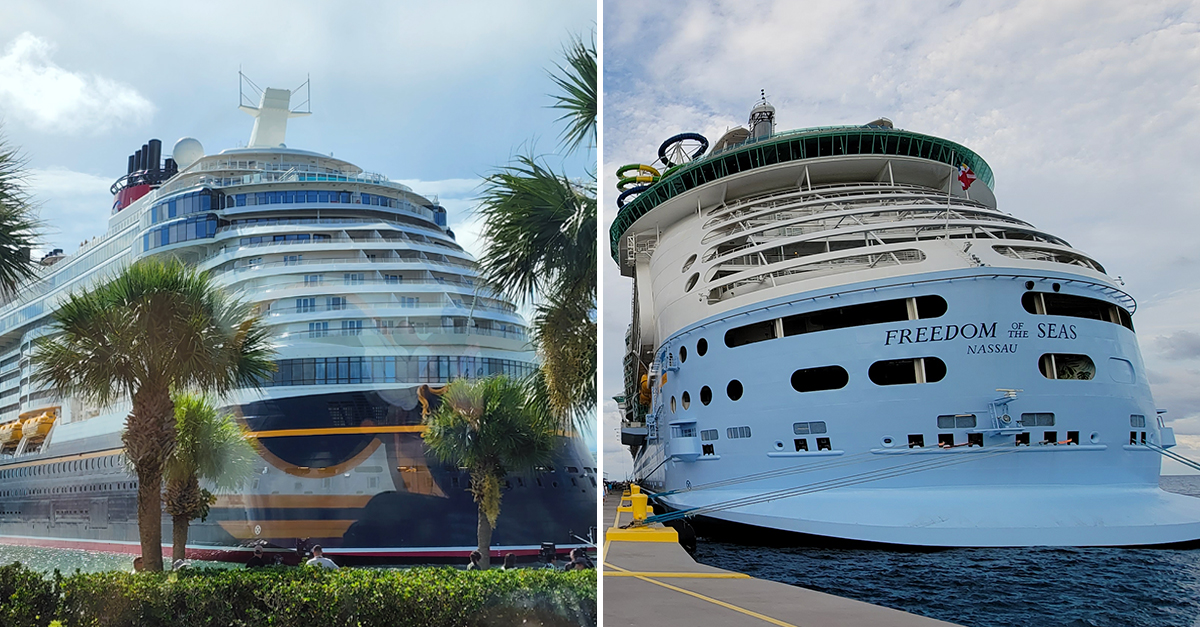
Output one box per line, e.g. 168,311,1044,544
0,563,595,627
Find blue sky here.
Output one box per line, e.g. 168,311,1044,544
0,0,594,261
601,0,1200,477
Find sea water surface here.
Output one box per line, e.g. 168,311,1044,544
691,476,1200,627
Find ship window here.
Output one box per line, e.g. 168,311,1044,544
1022,413,1055,427
725,295,947,349
938,433,955,447
937,414,976,429
967,433,983,447
790,366,849,392
697,338,708,356
700,386,712,405
671,424,697,438
700,429,718,441
702,444,715,456
724,320,776,348
1130,414,1146,428
727,426,752,439
1043,431,1058,444
1021,292,1133,331
816,437,831,451
908,434,925,448
1038,354,1094,380
682,254,697,273
685,273,699,293
681,391,691,410
794,438,808,451
727,379,743,401
792,421,827,435
679,346,687,363
670,396,676,413
869,357,946,385
1066,431,1079,445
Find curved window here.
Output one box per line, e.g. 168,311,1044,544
149,189,218,224
670,396,676,413
994,245,1104,273
143,214,221,252
679,346,687,363
682,254,697,273
727,380,744,401
700,386,712,405
1038,354,1094,380
793,421,827,435
681,391,691,410
791,366,849,393
725,295,947,348
869,357,946,385
265,355,536,387
685,273,699,292
697,338,708,356
1021,292,1132,331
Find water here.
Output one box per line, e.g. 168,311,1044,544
691,475,1200,627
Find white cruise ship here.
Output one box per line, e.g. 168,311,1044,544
0,86,596,563
614,99,1200,548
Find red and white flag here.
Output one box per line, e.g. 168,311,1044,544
958,163,977,191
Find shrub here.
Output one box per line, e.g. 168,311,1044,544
51,566,595,627
0,562,57,627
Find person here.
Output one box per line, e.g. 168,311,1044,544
305,545,338,569
501,553,515,570
564,548,593,570
171,558,191,571
131,556,143,573
466,550,483,570
245,546,266,568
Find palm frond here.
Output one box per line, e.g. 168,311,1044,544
0,132,41,297
549,34,597,154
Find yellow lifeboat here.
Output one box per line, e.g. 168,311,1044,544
0,421,21,446
17,407,58,440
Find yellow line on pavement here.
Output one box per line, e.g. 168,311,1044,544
604,571,752,579
605,563,800,627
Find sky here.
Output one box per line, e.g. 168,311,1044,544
0,0,594,263
601,0,1200,478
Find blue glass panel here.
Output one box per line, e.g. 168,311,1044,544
236,194,246,207
340,192,350,203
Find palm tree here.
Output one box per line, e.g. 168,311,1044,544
165,393,257,563
0,131,41,296
423,376,556,569
475,33,597,428
32,258,275,571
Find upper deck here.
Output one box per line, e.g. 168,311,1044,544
611,124,996,273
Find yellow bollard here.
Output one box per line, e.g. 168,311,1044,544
631,490,648,521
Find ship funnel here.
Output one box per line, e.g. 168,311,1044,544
146,139,161,171
134,149,143,172
139,144,149,171
127,154,136,174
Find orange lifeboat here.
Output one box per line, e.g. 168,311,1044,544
17,407,58,440
0,421,21,446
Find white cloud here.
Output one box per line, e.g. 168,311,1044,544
0,32,154,134
25,166,114,254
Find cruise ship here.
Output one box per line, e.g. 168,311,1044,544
613,99,1200,547
0,85,596,563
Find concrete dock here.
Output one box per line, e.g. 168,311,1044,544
602,490,960,627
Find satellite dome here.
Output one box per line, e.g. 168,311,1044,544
172,137,204,169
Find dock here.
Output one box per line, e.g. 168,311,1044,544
602,489,960,627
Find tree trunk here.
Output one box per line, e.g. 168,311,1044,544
172,514,189,564
125,387,176,572
476,502,493,569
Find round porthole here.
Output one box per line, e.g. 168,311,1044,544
881,436,895,448
727,379,743,401
1052,283,1061,292
774,441,784,450
685,273,699,292
1089,432,1100,444
700,386,712,405
682,391,691,410
682,254,697,273
680,346,688,363
697,338,708,356
671,396,677,413
1025,281,1035,290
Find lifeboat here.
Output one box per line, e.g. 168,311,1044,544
0,421,21,446
17,407,58,440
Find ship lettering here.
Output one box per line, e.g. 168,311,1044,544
1037,323,1078,339
885,322,997,345
966,343,1019,355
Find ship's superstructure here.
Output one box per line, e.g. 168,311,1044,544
0,86,596,562
614,100,1200,547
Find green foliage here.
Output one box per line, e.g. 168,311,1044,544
0,562,56,627
0,131,40,297
0,562,595,627
549,34,597,153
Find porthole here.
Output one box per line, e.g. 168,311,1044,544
881,436,895,448
700,386,712,405
727,380,743,401
685,273,699,292
680,346,688,363
1089,432,1100,444
1039,353,1094,380
697,338,708,356
671,396,677,413
868,357,947,385
1025,281,1035,290
682,254,697,273
682,391,691,410
774,441,784,450
790,366,849,393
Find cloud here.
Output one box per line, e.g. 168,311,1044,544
0,32,154,134
1154,331,1200,361
25,166,114,254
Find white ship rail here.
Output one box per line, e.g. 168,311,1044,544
220,217,453,242
276,324,526,341
210,255,480,276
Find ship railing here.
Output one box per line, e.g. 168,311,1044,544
215,216,452,242
251,276,485,294
222,235,463,255
705,183,993,226
265,301,518,318
277,324,526,341
211,255,477,275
